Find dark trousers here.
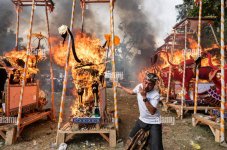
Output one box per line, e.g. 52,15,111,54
129,119,164,150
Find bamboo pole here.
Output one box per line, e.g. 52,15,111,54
45,0,56,121
16,0,36,138
15,4,20,50
220,0,225,144
166,30,176,103
110,0,118,131
181,21,187,120
194,0,202,115
81,0,85,32
209,23,220,46
57,0,77,132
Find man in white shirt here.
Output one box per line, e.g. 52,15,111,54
118,72,163,150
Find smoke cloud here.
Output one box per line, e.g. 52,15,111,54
0,1,16,54
116,0,156,80
0,0,158,82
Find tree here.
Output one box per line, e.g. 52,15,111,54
176,0,227,44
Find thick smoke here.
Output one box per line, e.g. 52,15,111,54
0,0,157,84
46,1,105,37
0,1,17,54
116,0,156,80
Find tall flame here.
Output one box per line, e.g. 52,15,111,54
51,32,106,117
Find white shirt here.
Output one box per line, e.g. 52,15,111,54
133,83,161,124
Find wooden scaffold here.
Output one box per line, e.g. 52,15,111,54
0,0,55,145
159,17,220,119
192,0,227,146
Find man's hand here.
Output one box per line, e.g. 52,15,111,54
139,86,147,99
117,82,122,88
117,82,135,95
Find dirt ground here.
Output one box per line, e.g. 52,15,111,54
1,88,227,150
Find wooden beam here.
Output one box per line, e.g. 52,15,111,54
99,133,109,142
0,124,15,131
0,131,6,140
58,129,111,134
193,114,220,129
84,0,110,3
11,0,54,7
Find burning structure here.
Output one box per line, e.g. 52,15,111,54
0,0,55,145
54,25,106,122
55,1,117,147
0,44,47,114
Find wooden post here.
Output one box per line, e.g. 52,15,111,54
220,0,226,145
15,4,20,50
193,0,202,126
56,132,66,145
180,20,187,120
5,127,16,145
109,129,116,147
56,1,77,143
16,0,36,138
45,0,56,121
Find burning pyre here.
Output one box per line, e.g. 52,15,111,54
140,36,222,98
0,49,45,84
52,30,106,118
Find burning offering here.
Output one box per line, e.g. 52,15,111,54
55,25,106,122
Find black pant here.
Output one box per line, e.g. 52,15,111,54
129,119,164,150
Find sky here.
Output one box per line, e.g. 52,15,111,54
143,0,183,46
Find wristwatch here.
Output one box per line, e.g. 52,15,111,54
143,98,148,102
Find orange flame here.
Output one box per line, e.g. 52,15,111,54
141,37,221,92
51,32,106,116
4,49,44,78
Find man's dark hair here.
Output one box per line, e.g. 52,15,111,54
145,72,158,83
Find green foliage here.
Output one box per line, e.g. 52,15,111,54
176,0,227,44
176,0,224,22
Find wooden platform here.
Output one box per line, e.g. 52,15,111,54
166,103,219,118
192,113,222,142
56,122,116,147
0,111,51,145
0,124,16,145
160,99,175,112
19,111,51,134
